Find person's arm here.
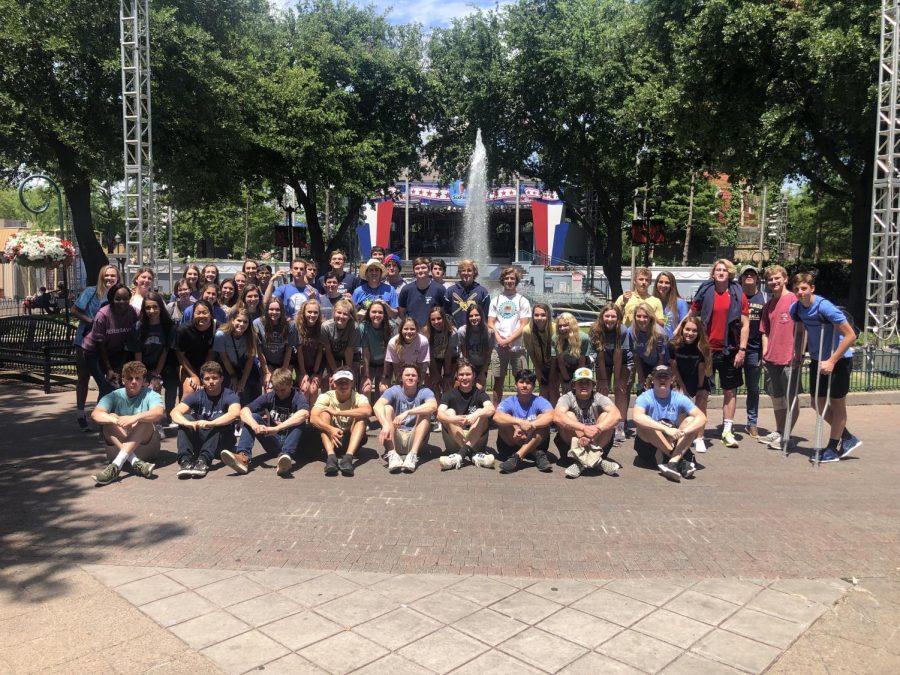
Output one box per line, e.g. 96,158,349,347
734,314,750,367
176,349,199,384
670,353,686,391
198,402,242,429
491,409,521,429
821,322,856,374
392,396,437,428
464,399,495,426
169,400,197,428
99,402,165,429
436,403,461,425
557,351,570,383
272,400,310,432
240,402,269,433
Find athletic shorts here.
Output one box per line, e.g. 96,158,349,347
764,363,801,399
442,425,488,454
712,350,743,391
682,376,712,398
809,357,851,400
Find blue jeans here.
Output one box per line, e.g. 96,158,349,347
176,414,235,463
84,350,128,399
235,413,304,459
743,350,762,425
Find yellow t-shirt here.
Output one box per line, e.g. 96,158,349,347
615,293,665,327
314,390,369,430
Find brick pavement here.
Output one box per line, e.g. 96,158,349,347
2,383,900,673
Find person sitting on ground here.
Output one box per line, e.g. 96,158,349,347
310,369,371,476
790,272,861,463
170,361,241,479
633,364,707,482
553,367,622,479
223,367,311,476
494,368,555,474
437,358,496,470
91,360,163,485
374,362,437,474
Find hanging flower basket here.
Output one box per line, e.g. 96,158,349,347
3,232,75,269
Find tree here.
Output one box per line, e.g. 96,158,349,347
254,0,430,266
645,0,879,323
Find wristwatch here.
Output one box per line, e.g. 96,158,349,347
738,347,746,352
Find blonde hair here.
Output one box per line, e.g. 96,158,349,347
709,258,737,281
457,259,479,278
554,313,582,359
93,265,120,299
634,302,664,358
271,368,293,387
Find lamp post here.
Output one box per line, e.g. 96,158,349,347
277,186,298,261
18,174,70,322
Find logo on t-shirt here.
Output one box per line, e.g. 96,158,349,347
496,297,520,320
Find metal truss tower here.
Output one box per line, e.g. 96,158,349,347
120,0,155,278
867,0,900,344
775,191,787,261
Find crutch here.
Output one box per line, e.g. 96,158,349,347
781,321,804,458
810,323,840,467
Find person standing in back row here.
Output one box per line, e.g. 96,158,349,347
739,265,767,438
399,256,446,328
488,267,531,406
445,259,490,329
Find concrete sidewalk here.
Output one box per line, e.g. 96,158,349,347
1,383,900,673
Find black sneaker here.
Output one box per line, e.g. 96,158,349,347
324,454,339,476
76,416,90,432
191,456,209,478
338,454,355,477
177,457,194,479
499,455,522,474
533,449,552,472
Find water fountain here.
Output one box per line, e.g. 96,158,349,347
459,129,490,266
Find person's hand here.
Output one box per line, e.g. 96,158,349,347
734,351,745,368
252,422,267,435
392,412,408,429
329,427,344,445
378,427,392,445
622,290,633,301
819,359,835,375
234,381,245,394
583,424,600,439
599,384,610,396
464,413,479,427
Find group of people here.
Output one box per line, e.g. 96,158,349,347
75,250,863,485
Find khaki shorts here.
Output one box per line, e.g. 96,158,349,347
394,428,416,455
490,348,526,379
441,426,488,454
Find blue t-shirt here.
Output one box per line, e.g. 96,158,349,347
662,298,690,340
181,303,227,325
630,328,668,368
399,280,446,328
181,387,240,421
97,387,164,415
352,282,399,310
497,393,553,421
275,283,318,318
74,287,106,346
635,389,696,424
246,389,310,426
790,297,853,361
380,385,435,429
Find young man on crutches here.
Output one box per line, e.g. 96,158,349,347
790,273,862,464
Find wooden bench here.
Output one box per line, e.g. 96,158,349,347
0,316,77,392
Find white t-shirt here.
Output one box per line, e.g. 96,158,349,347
488,292,531,351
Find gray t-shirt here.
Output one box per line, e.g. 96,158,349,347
320,319,360,360
555,391,614,426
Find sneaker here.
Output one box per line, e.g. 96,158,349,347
176,456,194,479
92,462,120,485
598,458,621,476
439,453,463,471
677,459,696,479
614,426,626,445
747,425,759,438
565,463,582,478
694,437,708,453
191,456,209,478
499,455,522,474
276,453,293,476
338,454,355,476
153,423,165,438
759,431,781,445
472,453,495,469
131,459,156,478
658,462,682,482
76,416,90,432
401,453,418,473
533,449,552,472
721,431,739,448
839,435,862,459
811,448,841,464
220,449,250,475
324,454,339,476
386,451,403,473
431,420,442,433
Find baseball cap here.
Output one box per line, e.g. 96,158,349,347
652,364,672,378
333,369,354,382
740,264,759,277
383,253,402,270
572,367,595,383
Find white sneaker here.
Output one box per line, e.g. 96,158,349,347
614,426,626,445
386,451,403,473
439,453,463,471
276,453,293,476
694,438,707,454
472,453,495,469
565,463,582,478
759,431,780,445
431,420,442,433
402,452,418,473
598,458,621,476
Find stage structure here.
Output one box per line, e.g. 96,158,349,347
867,0,900,346
119,0,157,280
358,182,583,265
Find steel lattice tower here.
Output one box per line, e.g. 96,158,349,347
867,0,900,344
120,0,155,277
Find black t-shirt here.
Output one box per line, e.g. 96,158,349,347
182,388,240,421
177,322,216,371
127,321,176,370
440,386,490,416
669,342,703,388
246,389,310,426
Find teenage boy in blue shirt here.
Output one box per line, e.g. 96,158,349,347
493,368,555,474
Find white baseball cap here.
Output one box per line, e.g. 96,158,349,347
572,367,595,383
333,370,354,382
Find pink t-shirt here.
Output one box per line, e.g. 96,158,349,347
760,291,797,366
385,333,430,366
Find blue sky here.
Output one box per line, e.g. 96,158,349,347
275,1,506,29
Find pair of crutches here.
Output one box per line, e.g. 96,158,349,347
781,317,838,465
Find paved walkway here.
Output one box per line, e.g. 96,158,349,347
1,383,899,673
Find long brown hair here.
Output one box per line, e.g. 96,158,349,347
219,308,258,358
653,271,683,318
670,315,711,371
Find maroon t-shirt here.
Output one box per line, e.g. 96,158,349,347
81,305,138,354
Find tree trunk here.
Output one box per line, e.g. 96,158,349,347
848,177,872,328
600,210,623,299
682,172,696,265
63,176,108,283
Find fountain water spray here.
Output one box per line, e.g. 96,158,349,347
460,129,489,265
